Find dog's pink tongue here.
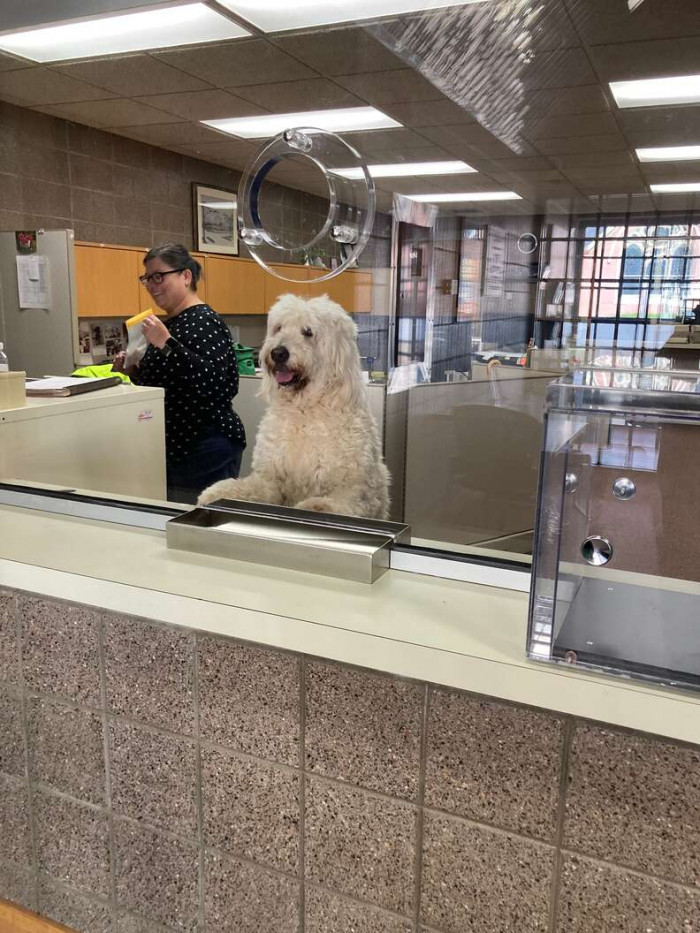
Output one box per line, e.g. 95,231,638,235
275,370,295,384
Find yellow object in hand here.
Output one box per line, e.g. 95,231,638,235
125,308,154,328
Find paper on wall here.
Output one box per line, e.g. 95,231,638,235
16,254,51,309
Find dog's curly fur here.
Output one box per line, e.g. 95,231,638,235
198,293,390,519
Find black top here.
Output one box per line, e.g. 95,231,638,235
131,303,245,463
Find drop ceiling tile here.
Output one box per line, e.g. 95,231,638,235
652,193,700,212
430,175,506,193
416,124,530,159
381,99,476,127
488,169,567,183
588,37,700,84
396,0,580,52
549,151,635,169
617,107,700,147
0,52,28,72
576,179,648,195
55,55,211,97
154,40,314,88
0,67,117,106
366,145,459,163
134,89,266,121
346,127,438,154
333,69,443,105
535,133,627,155
527,112,619,140
526,85,611,117
488,156,557,171
232,78,362,111
521,49,597,90
35,98,183,128
563,0,700,45
640,161,700,181
373,179,445,196
273,29,403,76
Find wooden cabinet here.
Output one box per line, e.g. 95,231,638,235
307,269,373,313
76,243,374,318
263,264,314,309
75,244,140,318
205,256,263,315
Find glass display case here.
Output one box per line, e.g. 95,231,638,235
528,367,700,691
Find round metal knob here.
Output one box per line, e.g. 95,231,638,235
612,477,636,500
581,536,613,566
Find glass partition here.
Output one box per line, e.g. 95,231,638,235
1,0,699,567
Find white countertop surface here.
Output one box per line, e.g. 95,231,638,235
1,503,699,745
0,383,164,423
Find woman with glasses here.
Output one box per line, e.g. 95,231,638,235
113,243,245,503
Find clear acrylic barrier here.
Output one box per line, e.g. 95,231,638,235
528,367,700,691
238,127,375,282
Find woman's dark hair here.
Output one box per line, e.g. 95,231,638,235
144,243,202,291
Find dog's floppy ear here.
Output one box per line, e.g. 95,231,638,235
310,295,365,408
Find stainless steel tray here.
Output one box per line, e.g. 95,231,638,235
166,499,410,584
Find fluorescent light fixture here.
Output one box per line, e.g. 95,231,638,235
218,0,490,32
408,191,522,202
650,182,700,193
610,73,700,109
637,145,700,162
0,3,250,62
333,160,476,179
203,107,401,139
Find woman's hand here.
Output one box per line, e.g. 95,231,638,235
112,350,136,376
142,315,170,350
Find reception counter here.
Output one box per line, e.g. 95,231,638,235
0,384,166,499
0,501,699,933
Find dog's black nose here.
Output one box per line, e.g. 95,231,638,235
271,346,289,365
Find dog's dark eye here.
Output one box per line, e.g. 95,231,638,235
272,325,281,335
302,327,313,338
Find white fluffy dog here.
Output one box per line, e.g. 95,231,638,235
198,293,390,519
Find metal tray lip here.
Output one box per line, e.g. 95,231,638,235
169,498,410,542
166,515,394,553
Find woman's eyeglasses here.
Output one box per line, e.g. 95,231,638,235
139,269,184,286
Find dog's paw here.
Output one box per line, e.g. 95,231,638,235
197,480,239,507
294,496,337,514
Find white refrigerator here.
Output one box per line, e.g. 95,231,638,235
0,229,79,378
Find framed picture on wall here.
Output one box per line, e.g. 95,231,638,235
193,184,238,256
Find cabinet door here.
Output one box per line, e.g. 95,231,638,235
206,256,264,315
264,264,313,310
192,252,208,305
306,270,373,313
75,245,141,318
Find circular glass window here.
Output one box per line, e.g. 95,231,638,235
238,127,376,283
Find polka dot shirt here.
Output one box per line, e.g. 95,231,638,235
131,304,245,463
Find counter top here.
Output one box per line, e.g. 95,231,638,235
0,383,164,423
1,503,699,745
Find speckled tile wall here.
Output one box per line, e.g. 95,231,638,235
1,585,699,933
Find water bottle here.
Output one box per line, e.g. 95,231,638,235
0,342,8,373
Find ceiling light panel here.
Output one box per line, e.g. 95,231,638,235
610,74,700,109
650,182,700,193
0,3,250,63
333,160,476,179
218,0,490,32
203,107,402,138
637,145,700,162
408,191,521,202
